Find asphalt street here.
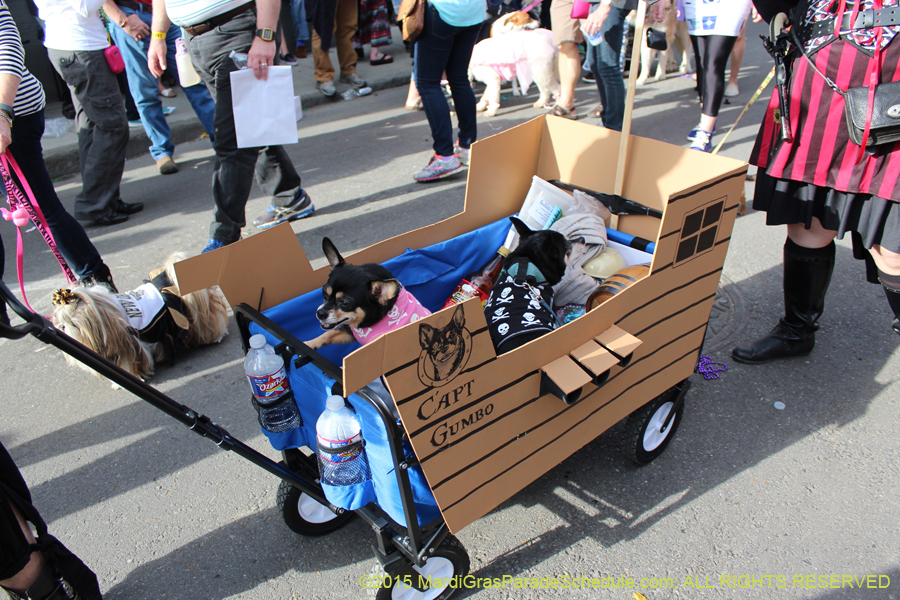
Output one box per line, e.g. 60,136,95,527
1,20,898,600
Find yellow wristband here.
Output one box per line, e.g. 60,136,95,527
151,31,166,39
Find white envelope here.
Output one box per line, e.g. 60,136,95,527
230,66,299,148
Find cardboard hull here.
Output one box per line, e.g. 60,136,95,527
177,115,748,533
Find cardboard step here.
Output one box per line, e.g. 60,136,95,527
541,355,593,405
595,325,642,367
569,340,618,386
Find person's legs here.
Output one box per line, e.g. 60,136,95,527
110,7,175,163
412,5,463,181
557,42,580,112
586,5,626,131
280,0,297,52
7,111,110,282
187,14,263,246
290,0,309,55
869,245,900,334
311,27,336,82
335,0,361,79
47,49,128,222
725,23,746,95
415,5,456,157
251,146,314,228
733,218,837,364
445,23,480,151
255,146,302,201
697,34,735,120
550,0,580,112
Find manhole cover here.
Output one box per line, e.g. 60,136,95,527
703,275,750,354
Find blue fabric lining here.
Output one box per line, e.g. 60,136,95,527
248,217,510,527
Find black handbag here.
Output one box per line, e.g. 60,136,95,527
792,26,900,153
646,27,667,51
842,82,900,148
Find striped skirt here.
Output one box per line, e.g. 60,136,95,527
751,36,900,254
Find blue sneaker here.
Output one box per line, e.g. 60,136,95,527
202,239,227,254
252,189,315,229
690,129,713,152
687,123,716,141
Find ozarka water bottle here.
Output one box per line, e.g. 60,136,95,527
245,334,301,433
315,395,371,486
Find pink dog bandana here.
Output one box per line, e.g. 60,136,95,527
351,287,431,345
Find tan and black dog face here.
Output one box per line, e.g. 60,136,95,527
315,238,401,332
491,11,540,36
419,304,466,365
418,304,468,383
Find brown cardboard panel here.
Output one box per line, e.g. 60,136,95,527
439,352,699,532
411,374,544,470
569,340,619,379
422,316,701,514
341,335,388,398
174,224,317,310
542,355,593,394
595,325,642,359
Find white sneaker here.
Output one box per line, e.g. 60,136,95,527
454,144,470,166
690,129,713,152
339,73,366,87
414,153,462,182
317,80,336,96
724,81,739,97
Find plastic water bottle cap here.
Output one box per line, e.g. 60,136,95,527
249,334,267,349
326,395,345,411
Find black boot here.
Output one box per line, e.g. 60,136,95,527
733,239,835,364
881,280,900,335
79,263,117,293
1,563,80,600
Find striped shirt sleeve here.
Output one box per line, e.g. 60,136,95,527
0,0,46,117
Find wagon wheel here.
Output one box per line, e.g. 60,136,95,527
622,381,687,465
275,460,354,536
367,535,470,600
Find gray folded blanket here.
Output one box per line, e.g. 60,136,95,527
551,213,608,306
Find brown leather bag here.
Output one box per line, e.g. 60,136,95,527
398,0,426,43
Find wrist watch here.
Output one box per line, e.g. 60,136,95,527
0,103,14,128
255,28,275,42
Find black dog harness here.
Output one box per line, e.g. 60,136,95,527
485,258,559,351
112,270,191,364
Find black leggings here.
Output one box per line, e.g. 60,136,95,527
690,34,737,118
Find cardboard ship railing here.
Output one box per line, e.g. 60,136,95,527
176,115,747,534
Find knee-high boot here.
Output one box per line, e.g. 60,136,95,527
732,238,835,364
881,281,900,335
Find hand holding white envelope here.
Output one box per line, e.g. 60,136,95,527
230,65,299,148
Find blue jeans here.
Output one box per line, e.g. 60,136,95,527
185,10,302,243
110,5,216,160
6,110,104,279
585,4,627,131
290,0,309,45
413,4,480,156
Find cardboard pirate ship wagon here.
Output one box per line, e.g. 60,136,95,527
176,115,746,590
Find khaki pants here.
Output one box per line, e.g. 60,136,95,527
311,0,358,82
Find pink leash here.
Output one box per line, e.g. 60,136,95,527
520,0,543,13
1,152,76,312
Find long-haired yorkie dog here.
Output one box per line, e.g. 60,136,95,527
51,253,229,384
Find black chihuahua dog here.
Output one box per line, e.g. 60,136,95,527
485,217,571,354
305,238,431,350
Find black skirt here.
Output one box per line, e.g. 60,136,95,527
752,171,900,255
